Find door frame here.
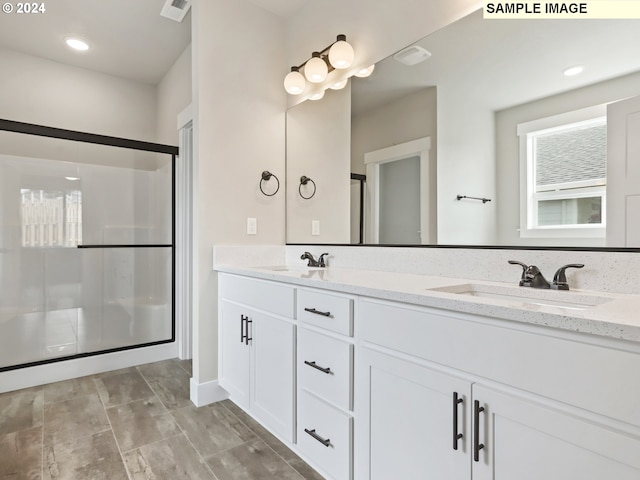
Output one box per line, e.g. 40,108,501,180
607,95,640,247
176,104,193,359
364,137,431,244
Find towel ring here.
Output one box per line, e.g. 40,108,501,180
299,175,316,199
260,171,280,197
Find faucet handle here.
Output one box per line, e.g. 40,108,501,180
552,264,584,290
508,260,528,286
300,252,318,267
318,253,329,268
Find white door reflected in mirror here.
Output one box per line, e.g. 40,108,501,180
364,137,432,244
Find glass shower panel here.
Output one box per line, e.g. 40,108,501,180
0,129,174,371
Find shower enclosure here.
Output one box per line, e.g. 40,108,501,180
0,120,176,372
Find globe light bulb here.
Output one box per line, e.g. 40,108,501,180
305,52,328,83
355,64,375,78
328,35,354,69
284,67,305,94
329,78,348,90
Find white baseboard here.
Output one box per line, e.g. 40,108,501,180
0,343,178,393
190,377,229,407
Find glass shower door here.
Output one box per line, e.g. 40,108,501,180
0,122,176,371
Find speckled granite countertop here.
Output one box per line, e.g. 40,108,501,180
214,264,640,343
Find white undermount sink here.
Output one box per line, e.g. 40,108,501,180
429,283,612,311
260,265,322,272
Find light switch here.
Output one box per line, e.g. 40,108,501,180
247,217,257,235
312,220,320,236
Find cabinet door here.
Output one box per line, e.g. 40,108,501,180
358,348,471,480
218,300,251,409
472,384,640,480
251,311,295,443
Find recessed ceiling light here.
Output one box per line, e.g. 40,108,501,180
563,65,584,76
65,37,90,51
65,176,80,181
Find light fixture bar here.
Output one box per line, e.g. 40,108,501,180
284,34,355,96
290,34,348,72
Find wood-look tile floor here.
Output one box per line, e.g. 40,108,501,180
0,359,324,480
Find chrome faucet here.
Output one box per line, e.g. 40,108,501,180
300,252,329,267
509,261,584,290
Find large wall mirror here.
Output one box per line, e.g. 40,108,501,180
285,9,640,248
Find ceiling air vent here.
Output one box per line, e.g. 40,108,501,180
161,0,192,22
393,45,432,66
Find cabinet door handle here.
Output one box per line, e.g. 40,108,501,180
304,360,332,374
240,315,248,343
245,319,252,345
304,428,331,447
304,307,331,317
473,400,485,462
453,392,464,450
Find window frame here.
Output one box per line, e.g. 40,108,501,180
517,104,607,239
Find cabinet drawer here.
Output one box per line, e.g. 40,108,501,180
298,328,353,411
298,289,353,336
219,273,295,318
298,389,352,480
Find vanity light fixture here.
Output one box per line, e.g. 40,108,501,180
309,90,325,101
563,65,584,76
65,37,90,51
284,34,355,95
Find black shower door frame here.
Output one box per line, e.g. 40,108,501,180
0,118,178,372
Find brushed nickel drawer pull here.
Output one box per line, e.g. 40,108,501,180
304,428,331,447
304,307,331,317
304,360,332,374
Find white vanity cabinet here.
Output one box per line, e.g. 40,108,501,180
357,297,640,480
216,268,640,480
472,384,640,480
359,347,471,479
296,287,355,480
218,273,296,443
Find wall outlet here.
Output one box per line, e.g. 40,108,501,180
247,217,257,235
312,220,320,236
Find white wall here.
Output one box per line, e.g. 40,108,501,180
0,48,157,141
189,0,482,393
437,89,497,244
496,71,640,246
192,0,287,386
157,44,193,146
287,87,351,243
